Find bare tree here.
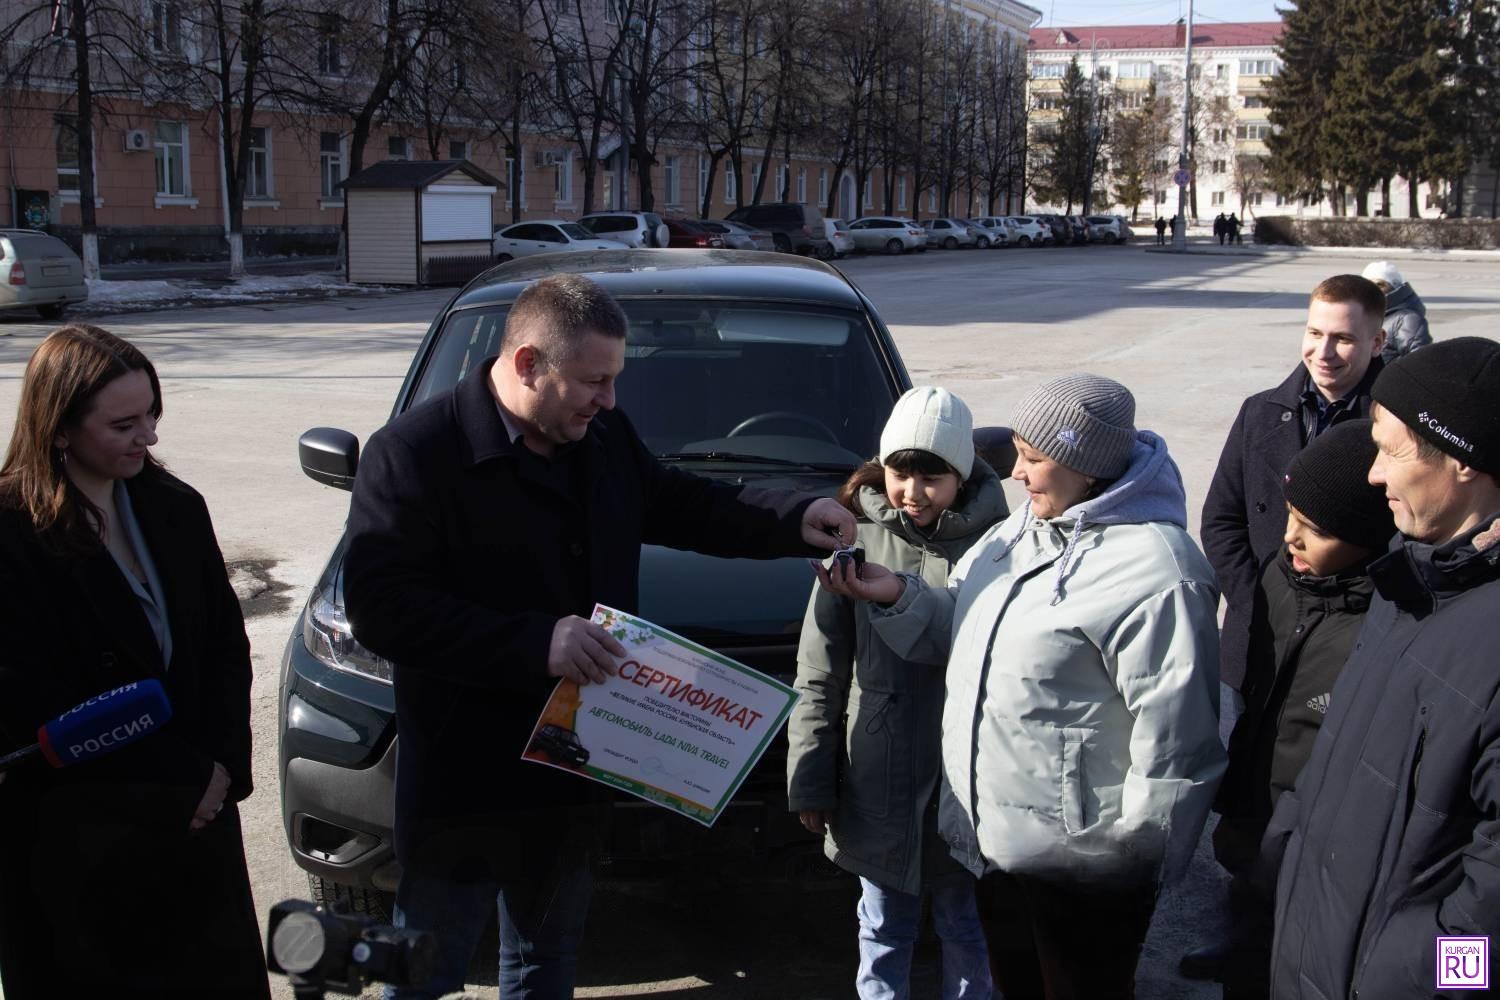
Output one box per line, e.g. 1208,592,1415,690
688,0,771,215
618,0,697,210
536,0,628,216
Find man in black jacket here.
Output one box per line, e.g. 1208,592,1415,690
1264,337,1500,998
1201,274,1386,702
342,274,857,999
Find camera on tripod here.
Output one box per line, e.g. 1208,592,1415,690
266,899,436,997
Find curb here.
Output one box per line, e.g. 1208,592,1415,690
1144,244,1500,264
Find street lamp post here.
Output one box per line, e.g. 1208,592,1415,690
1172,0,1193,250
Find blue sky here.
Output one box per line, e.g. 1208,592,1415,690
1035,0,1283,27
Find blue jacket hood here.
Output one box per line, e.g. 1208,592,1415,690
1061,430,1188,529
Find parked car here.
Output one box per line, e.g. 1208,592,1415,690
1063,215,1091,244
698,219,774,252
1086,215,1131,244
968,218,1011,247
921,218,979,249
0,229,87,320
492,220,626,261
824,219,856,259
1003,216,1051,247
662,217,726,248
724,202,831,256
282,249,1014,914
578,211,670,248
897,218,931,251
846,216,926,255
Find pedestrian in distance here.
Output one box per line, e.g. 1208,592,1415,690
787,387,1008,1000
1201,275,1387,712
341,273,859,1000
1360,261,1432,362
1155,216,1168,245
816,374,1226,1000
1230,213,1243,245
1262,337,1500,998
1215,213,1227,245
0,325,269,999
1196,419,1395,997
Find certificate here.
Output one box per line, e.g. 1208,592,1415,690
522,604,799,826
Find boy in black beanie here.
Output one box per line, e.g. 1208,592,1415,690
1207,418,1396,998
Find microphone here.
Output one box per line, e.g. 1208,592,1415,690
0,680,174,774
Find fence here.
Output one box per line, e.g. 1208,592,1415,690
423,253,498,286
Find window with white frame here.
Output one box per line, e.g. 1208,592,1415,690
699,155,709,204
725,166,737,202
1212,128,1229,143
317,13,341,74
750,162,761,196
1118,61,1152,79
320,131,343,200
665,155,681,204
778,164,789,200
797,166,806,203
55,116,79,192
1239,59,1276,76
1095,66,1111,81
449,139,467,160
1236,123,1272,141
505,155,524,205
1243,95,1267,109
150,1,183,54
1247,192,1263,206
1211,191,1225,206
155,121,186,196
1034,95,1061,110
1033,63,1064,79
246,126,270,197
1216,63,1228,79
554,152,573,203
897,174,906,210
927,189,936,212
1212,159,1226,174
818,168,828,205
388,136,409,160
863,176,872,208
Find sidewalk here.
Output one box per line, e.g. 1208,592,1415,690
1144,238,1500,264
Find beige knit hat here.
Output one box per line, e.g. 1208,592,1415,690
1011,374,1136,479
880,386,975,479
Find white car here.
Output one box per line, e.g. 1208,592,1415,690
968,218,1011,248
846,217,927,254
0,229,87,319
577,211,670,248
921,218,978,249
824,219,856,258
492,220,628,260
1002,216,1050,247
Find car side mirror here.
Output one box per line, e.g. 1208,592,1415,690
299,427,360,491
972,426,1016,479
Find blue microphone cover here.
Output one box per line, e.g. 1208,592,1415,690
38,679,174,768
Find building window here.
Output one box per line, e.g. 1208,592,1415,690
246,126,270,197
505,155,524,205
1155,189,1167,204
1095,66,1111,81
1212,128,1229,144
1117,91,1147,110
1118,61,1152,79
778,164,790,200
449,139,467,160
1243,95,1267,109
319,131,343,200
750,162,761,197
863,176,872,209
699,155,709,204
1239,59,1276,76
1216,63,1228,79
818,168,828,205
55,116,79,192
1033,63,1065,79
665,155,681,204
1211,191,1225,206
154,121,186,196
1213,95,1229,112
927,189,936,212
1236,123,1272,141
1034,95,1061,111
150,1,183,54
796,166,807,203
388,136,409,160
1154,158,1170,173
1247,192,1263,206
554,152,573,203
317,13,341,74
725,165,737,202
897,174,906,210
1212,159,1226,174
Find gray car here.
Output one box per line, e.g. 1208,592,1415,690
699,219,775,252
578,211,670,248
968,218,1011,248
846,217,926,255
921,218,979,249
0,230,87,319
492,220,628,261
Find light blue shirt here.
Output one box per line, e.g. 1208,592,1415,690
110,480,173,670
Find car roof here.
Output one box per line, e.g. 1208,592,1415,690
451,249,866,311
502,218,579,228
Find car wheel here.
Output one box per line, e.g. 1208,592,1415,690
36,303,65,321
1104,233,1118,245
976,237,990,249
884,238,903,255
1018,236,1031,247
773,233,792,253
307,874,395,924
943,236,958,249
817,242,836,260
495,253,514,263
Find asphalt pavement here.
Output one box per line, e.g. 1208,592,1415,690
1,242,1497,998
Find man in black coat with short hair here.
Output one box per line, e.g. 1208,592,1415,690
342,273,857,1000
1202,274,1386,699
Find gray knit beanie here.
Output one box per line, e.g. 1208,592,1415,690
1011,374,1137,479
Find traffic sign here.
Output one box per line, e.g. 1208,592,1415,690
1173,169,1191,186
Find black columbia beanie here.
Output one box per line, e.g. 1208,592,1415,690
1372,337,1500,475
1283,419,1394,551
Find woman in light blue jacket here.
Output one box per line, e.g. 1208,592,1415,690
816,374,1226,999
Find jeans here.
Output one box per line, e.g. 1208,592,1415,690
384,839,593,1000
856,875,993,1000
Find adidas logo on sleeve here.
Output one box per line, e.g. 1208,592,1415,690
1306,693,1331,715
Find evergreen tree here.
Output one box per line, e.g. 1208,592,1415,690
1033,56,1107,213
1267,0,1339,206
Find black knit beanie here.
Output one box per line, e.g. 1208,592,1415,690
1372,337,1500,475
1282,419,1394,551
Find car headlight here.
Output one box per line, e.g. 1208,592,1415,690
301,584,394,684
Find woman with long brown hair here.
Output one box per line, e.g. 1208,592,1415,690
0,325,268,998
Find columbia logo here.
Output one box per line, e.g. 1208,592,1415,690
1307,693,1331,715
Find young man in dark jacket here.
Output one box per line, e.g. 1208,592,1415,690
1263,337,1500,998
1205,419,1394,998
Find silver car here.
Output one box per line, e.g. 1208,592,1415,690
577,211,670,248
921,218,979,249
0,230,87,319
699,219,775,252
492,220,628,261
824,219,856,259
1086,215,1132,244
846,217,926,254
1003,216,1050,247
968,218,1011,248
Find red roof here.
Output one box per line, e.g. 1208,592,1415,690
1029,22,1283,52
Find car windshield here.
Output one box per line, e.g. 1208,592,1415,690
581,216,633,233
560,224,593,240
410,299,895,468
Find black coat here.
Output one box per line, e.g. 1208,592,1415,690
1264,516,1500,998
1214,550,1372,868
343,359,818,867
1201,362,1381,690
0,470,267,999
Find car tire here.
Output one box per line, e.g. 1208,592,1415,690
495,253,514,263
943,237,958,249
37,303,65,321
307,874,395,924
976,237,990,249
1104,233,1118,244
1018,236,1031,247
773,233,792,253
817,242,836,260
883,238,903,255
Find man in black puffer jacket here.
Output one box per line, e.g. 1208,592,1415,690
1263,337,1500,999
